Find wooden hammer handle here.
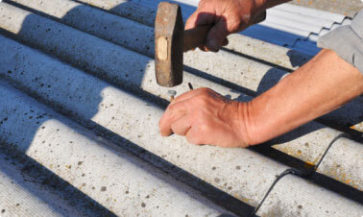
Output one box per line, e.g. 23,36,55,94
183,11,266,52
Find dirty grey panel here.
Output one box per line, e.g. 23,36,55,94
0,1,361,216
270,121,342,166
317,137,363,191
290,0,363,17
225,34,312,70
0,20,355,195
0,81,234,217
77,0,156,26
0,147,121,217
0,34,288,207
7,0,155,57
0,152,63,217
256,174,363,217
0,32,345,171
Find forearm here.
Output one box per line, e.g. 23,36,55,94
263,0,291,9
243,49,363,145
255,0,291,12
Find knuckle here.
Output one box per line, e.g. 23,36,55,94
198,87,212,94
193,116,212,133
193,88,212,102
193,97,208,108
230,20,242,31
227,17,243,31
187,134,203,145
166,104,175,113
171,125,184,136
199,122,212,135
166,102,180,114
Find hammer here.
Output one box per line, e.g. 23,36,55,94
154,2,266,87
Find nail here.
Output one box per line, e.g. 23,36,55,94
168,90,177,101
188,82,194,90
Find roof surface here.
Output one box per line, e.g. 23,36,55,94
0,0,362,216
290,0,363,18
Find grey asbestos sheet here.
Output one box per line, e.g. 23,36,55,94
317,137,363,191
256,174,363,217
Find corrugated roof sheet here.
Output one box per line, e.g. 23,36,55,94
0,0,362,216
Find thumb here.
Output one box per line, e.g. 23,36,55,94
185,11,199,30
205,19,229,52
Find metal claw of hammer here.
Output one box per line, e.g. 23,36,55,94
154,2,266,87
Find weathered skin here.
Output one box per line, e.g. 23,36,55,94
159,0,363,147
185,0,290,51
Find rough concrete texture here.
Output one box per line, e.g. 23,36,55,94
256,175,363,217
291,0,363,17
0,147,122,217
0,152,64,217
0,81,234,217
0,9,352,179
225,34,312,70
77,0,156,26
0,0,362,216
0,34,288,209
270,122,341,165
0,0,360,180
317,137,363,191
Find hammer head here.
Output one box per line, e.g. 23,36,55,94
155,2,184,87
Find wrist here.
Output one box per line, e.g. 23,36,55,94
237,100,269,146
219,101,252,147
235,102,255,147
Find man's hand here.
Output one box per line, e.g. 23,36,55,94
159,50,363,148
185,0,265,51
185,0,292,52
159,88,251,147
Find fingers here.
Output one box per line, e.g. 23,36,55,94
160,88,210,136
185,10,199,30
185,126,203,145
192,17,230,52
159,101,187,136
204,19,229,52
185,6,215,29
185,3,225,52
160,88,213,137
222,38,229,46
171,116,191,136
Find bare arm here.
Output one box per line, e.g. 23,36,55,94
260,0,291,10
159,49,363,147
242,49,363,144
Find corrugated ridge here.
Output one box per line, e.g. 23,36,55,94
0,1,357,168
0,0,361,216
0,80,235,217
